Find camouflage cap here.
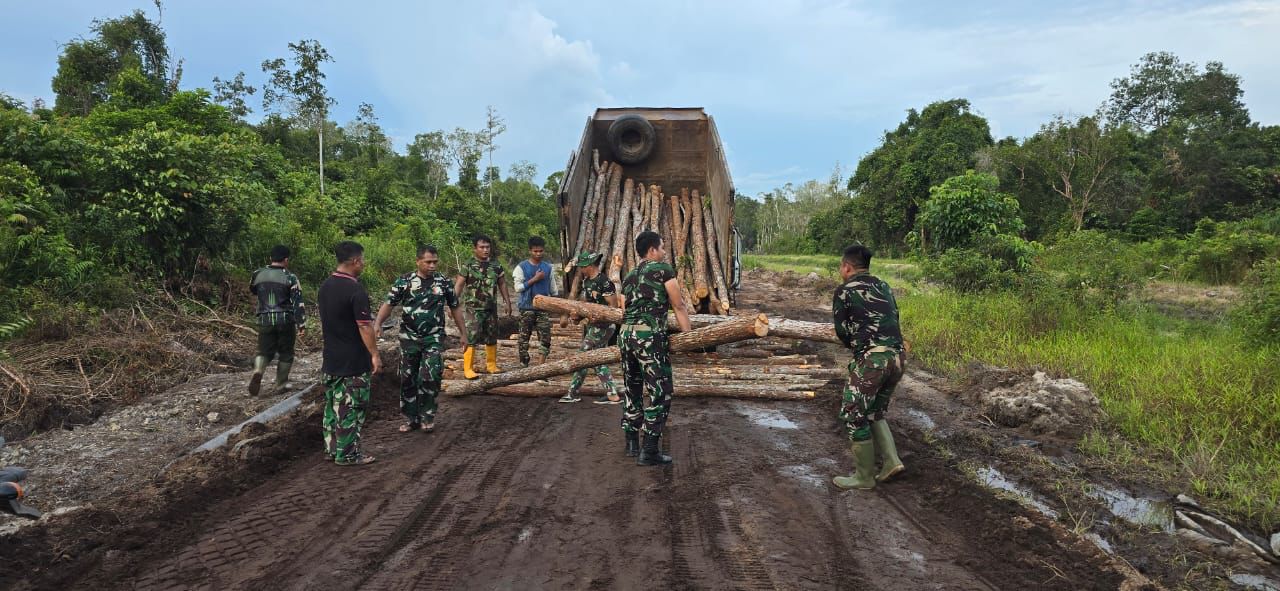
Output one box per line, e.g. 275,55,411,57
574,251,604,267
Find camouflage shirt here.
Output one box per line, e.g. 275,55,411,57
385,271,459,346
833,272,904,358
579,271,616,328
459,258,505,311
622,260,676,331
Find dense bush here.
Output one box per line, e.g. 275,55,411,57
1232,258,1280,346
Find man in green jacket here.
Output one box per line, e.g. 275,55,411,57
248,245,306,396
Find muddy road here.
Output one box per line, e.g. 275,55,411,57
1,275,1149,590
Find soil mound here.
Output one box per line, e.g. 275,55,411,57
967,365,1101,437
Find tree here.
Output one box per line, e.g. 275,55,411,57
847,99,993,253
479,106,506,204
405,131,449,199
1104,51,1197,131
1023,115,1129,232
262,40,335,194
915,171,1024,252
52,8,172,115
446,127,482,195
211,71,256,120
346,102,391,167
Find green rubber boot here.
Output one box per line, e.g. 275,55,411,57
248,356,268,396
832,440,877,490
275,361,293,389
872,419,905,483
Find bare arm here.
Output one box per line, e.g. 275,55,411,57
664,278,691,332
373,302,394,339
454,275,466,303
360,323,381,375
450,305,469,349
500,280,513,315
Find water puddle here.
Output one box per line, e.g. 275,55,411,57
903,409,936,430
1231,573,1280,591
975,467,1059,519
779,464,825,488
733,404,799,430
1087,485,1175,532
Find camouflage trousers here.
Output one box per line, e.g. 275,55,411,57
465,307,499,346
840,348,905,442
322,373,371,464
517,310,552,366
620,329,673,436
399,339,444,425
568,323,619,396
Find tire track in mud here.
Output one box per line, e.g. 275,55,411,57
665,422,778,591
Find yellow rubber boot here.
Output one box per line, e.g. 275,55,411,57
485,345,499,373
463,347,479,380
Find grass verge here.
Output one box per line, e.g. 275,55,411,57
745,254,1280,530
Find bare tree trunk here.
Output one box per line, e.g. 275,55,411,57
702,201,731,314
465,382,815,400
609,178,634,289
447,315,769,396
596,163,622,253
689,190,711,302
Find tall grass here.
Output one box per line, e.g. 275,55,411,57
747,255,1280,530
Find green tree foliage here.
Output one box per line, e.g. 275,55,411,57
846,99,993,252
915,171,1024,252
52,8,172,115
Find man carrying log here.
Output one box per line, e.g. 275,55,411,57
831,244,906,489
374,245,468,433
247,245,306,396
512,236,555,368
620,231,691,464
562,251,623,405
455,234,512,379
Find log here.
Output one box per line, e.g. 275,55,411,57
702,201,731,314
596,162,622,256
463,382,815,400
575,166,603,256
689,190,710,301
610,178,634,285
629,184,646,267
649,186,663,233
769,318,840,344
659,200,676,268
447,315,769,396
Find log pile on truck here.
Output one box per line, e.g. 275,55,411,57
556,108,740,314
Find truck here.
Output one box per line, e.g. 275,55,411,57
555,107,741,312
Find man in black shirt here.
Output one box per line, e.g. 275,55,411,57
318,241,382,466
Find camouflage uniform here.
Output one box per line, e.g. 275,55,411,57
323,373,371,464
249,265,305,364
460,258,504,346
516,311,552,366
834,272,905,442
568,271,621,397
619,260,677,435
385,271,459,426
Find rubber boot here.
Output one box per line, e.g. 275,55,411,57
832,440,877,490
248,355,268,396
485,345,499,374
274,361,293,390
636,432,673,466
462,347,479,380
624,431,640,457
872,419,905,483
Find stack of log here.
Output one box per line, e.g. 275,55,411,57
567,150,733,314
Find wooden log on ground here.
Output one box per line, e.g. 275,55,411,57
702,201,732,314
465,383,815,400
689,190,710,301
447,315,770,396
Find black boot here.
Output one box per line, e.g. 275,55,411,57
636,432,672,466
624,431,641,457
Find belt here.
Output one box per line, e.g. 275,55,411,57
620,323,661,332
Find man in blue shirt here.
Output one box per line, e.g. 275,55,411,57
512,236,556,367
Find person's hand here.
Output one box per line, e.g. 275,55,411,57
298,327,306,338
506,304,513,317
531,270,546,284
371,353,382,375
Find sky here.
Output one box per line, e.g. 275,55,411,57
3,0,1279,195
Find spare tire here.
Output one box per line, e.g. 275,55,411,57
607,115,657,164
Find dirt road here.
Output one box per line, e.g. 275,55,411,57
1,275,1147,590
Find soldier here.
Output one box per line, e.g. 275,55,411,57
247,245,306,396
512,236,555,367
562,251,623,405
620,231,691,464
454,235,512,379
831,244,906,490
374,245,468,433
317,241,381,466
